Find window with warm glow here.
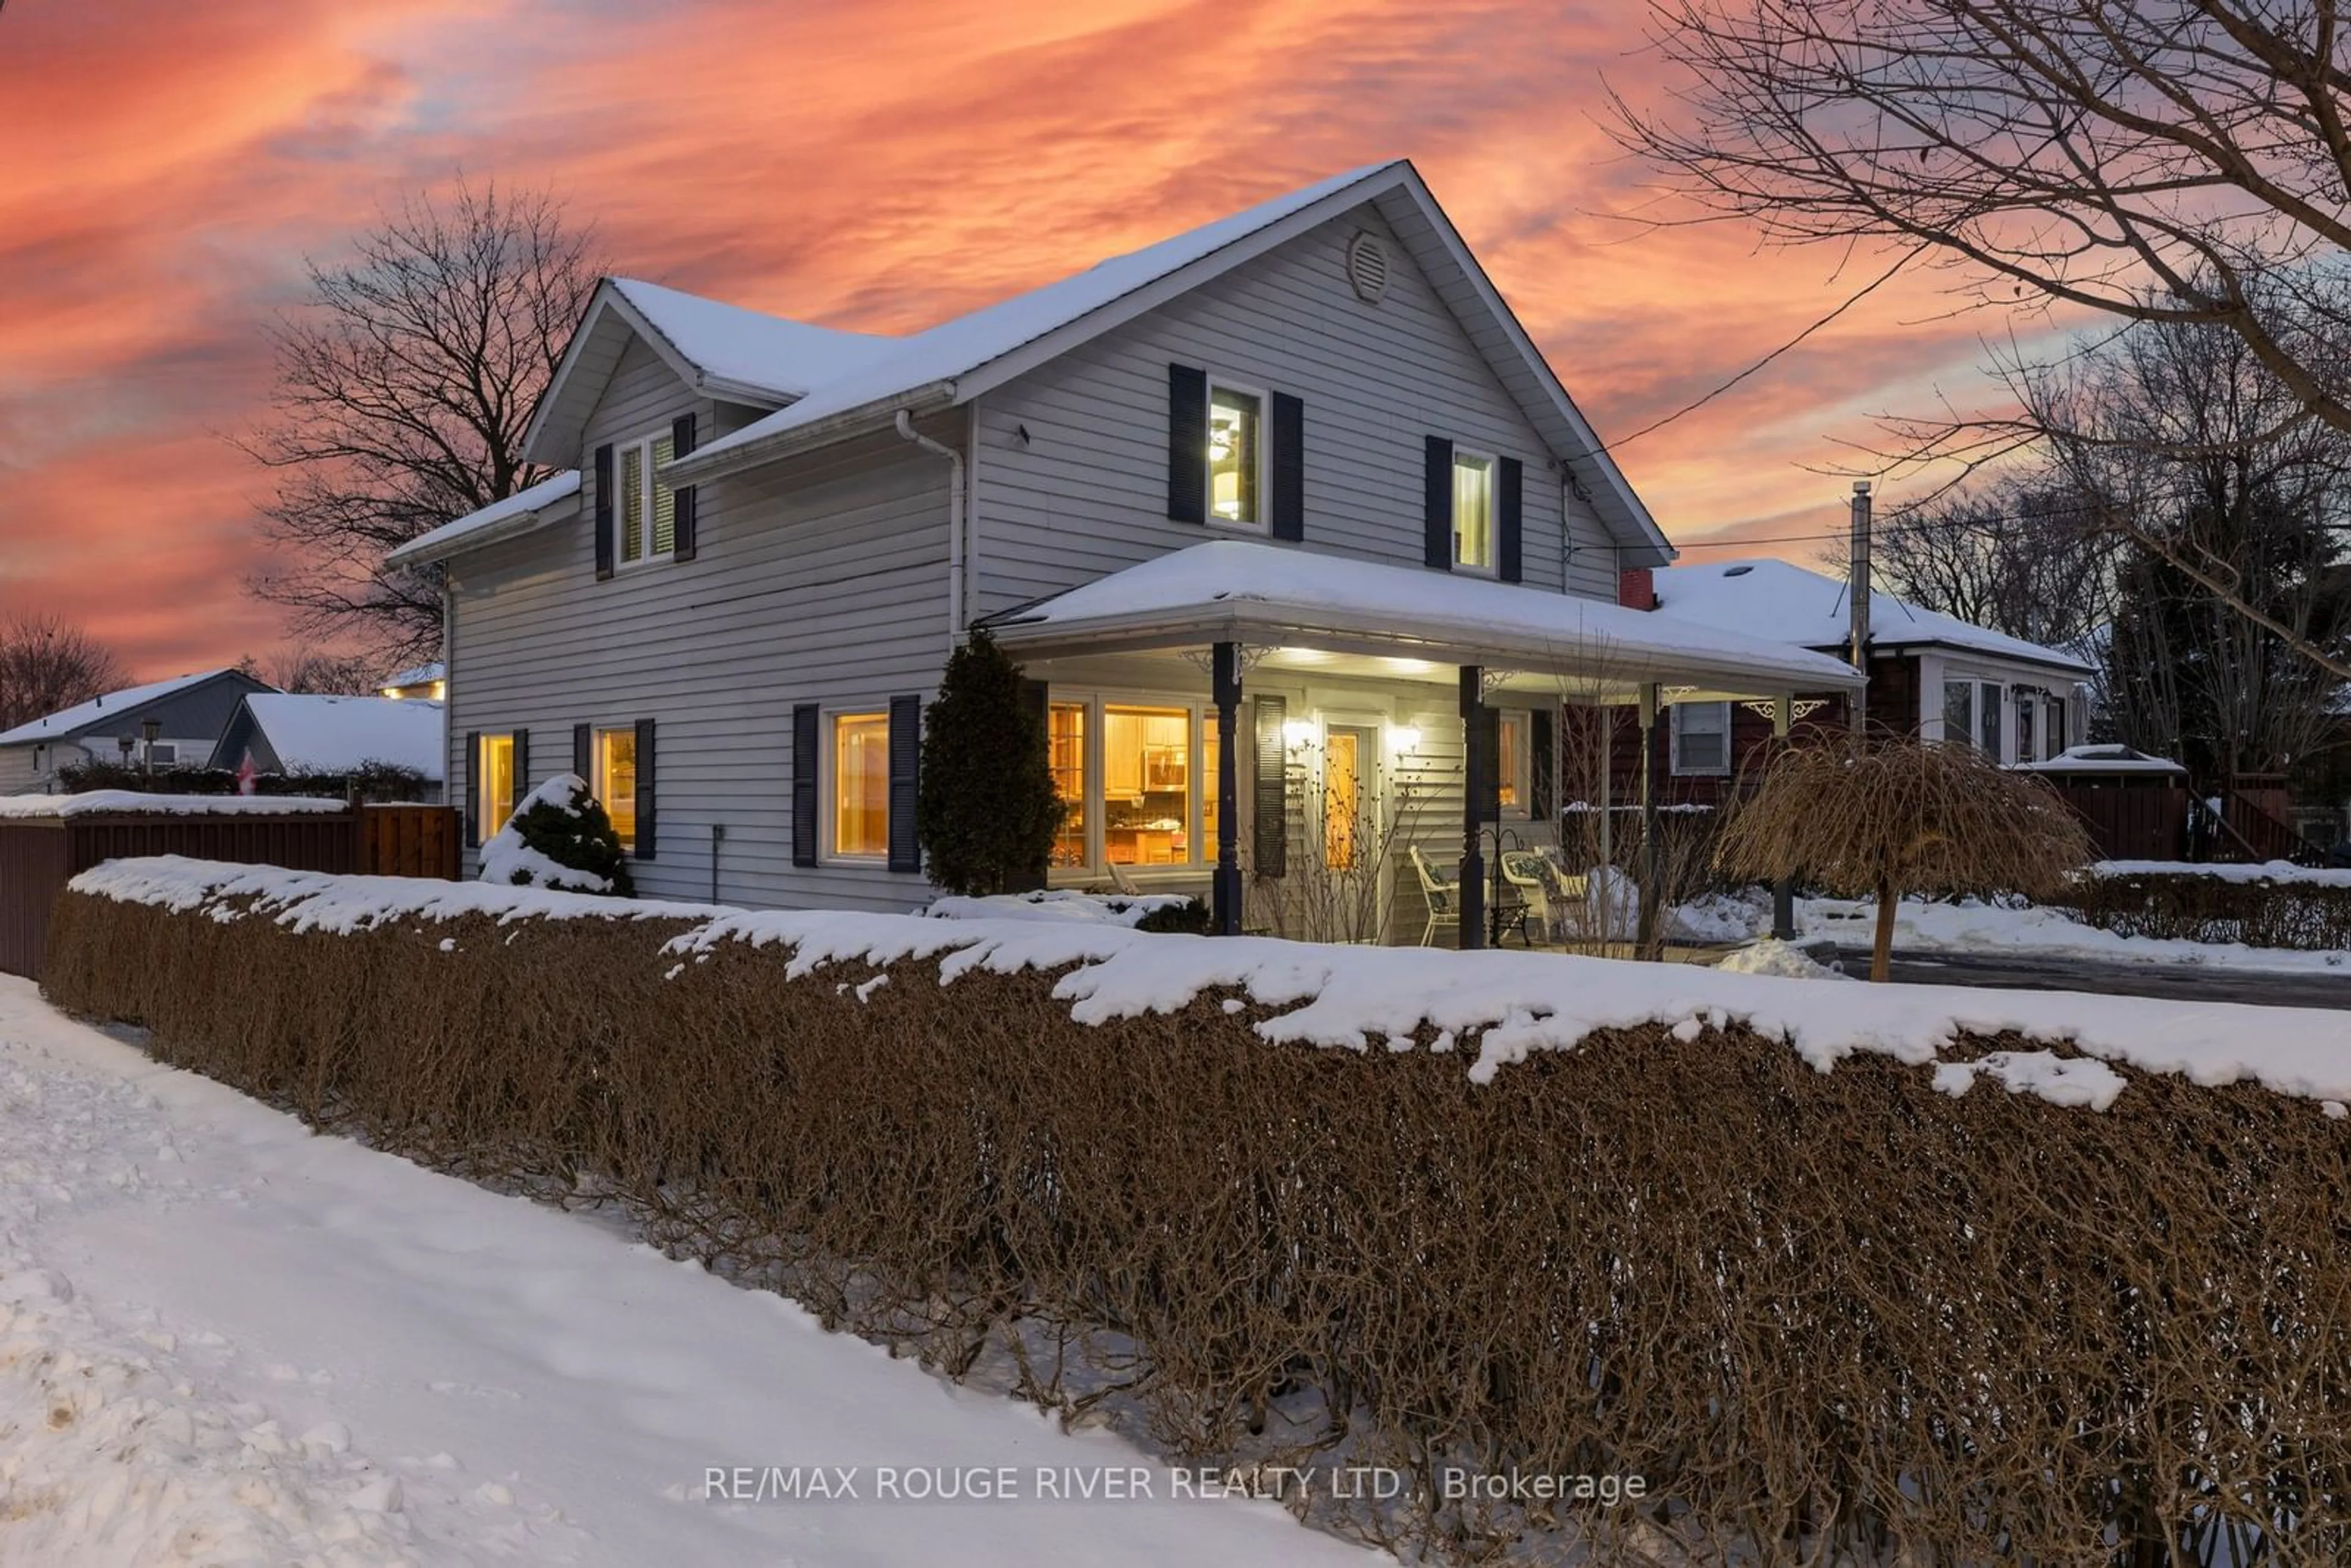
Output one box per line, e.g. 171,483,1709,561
1208,386,1262,527
1453,451,1495,572
1496,710,1529,812
478,733,514,844
616,432,678,565
832,712,890,858
1102,705,1192,866
595,727,638,849
1049,703,1087,868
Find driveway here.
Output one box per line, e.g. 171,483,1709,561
1811,944,2351,1010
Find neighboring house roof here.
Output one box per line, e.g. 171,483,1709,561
381,661,446,690
0,669,266,749
211,694,446,780
1652,559,2096,677
986,539,1861,699
388,470,582,568
2013,744,2186,776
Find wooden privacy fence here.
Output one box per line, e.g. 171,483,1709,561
0,803,459,980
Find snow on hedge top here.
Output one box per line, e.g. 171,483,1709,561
925,890,1194,927
67,857,2351,1113
1654,558,2095,675
2093,858,2351,886
0,792,349,819
236,694,444,778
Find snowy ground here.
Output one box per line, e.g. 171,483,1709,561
0,977,1363,1568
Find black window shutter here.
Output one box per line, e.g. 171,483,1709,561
671,413,699,562
887,696,921,873
1270,392,1305,541
1009,681,1050,893
791,705,819,868
1423,435,1454,569
572,722,591,783
1530,708,1554,820
593,443,616,580
464,730,482,848
1167,364,1208,523
634,717,657,861
1475,708,1502,823
1499,456,1524,583
1252,695,1287,878
512,729,530,798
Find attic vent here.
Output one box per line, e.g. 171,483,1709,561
1344,231,1390,304
1723,564,1755,577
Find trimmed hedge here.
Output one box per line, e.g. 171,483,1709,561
56,759,432,803
42,888,2351,1566
2064,869,2351,951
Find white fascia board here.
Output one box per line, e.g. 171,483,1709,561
662,383,958,483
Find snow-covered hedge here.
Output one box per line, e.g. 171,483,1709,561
2065,861,2351,951
41,857,2351,1564
0,791,348,819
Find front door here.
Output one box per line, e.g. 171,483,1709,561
1324,725,1375,871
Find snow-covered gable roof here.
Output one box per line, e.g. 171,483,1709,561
1653,559,2096,677
386,470,581,568
989,540,1860,699
669,162,1671,563
0,669,257,749
221,694,446,780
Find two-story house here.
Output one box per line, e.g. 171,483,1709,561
389,160,1857,945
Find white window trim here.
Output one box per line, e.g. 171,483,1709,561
1496,708,1531,817
1451,447,1499,578
1043,688,1215,883
1668,700,1733,777
612,429,678,570
819,706,893,865
477,731,516,844
1205,377,1271,536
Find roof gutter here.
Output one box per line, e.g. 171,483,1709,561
666,381,957,484
385,499,579,569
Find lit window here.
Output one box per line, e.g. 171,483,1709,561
1103,705,1192,867
615,432,678,565
1453,451,1495,572
1496,710,1529,811
1207,386,1262,527
478,733,515,842
1670,702,1731,776
1049,703,1087,868
1203,719,1220,852
595,727,638,850
833,712,891,858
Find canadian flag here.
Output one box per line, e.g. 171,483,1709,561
235,751,258,797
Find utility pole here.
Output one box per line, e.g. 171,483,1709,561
1847,481,1872,740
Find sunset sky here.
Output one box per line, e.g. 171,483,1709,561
0,0,2040,679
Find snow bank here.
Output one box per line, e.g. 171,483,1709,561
72,857,2351,1112
926,890,1195,928
1802,893,2351,975
0,790,348,818
2093,859,2351,887
1717,938,1847,980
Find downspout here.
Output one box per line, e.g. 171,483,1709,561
894,409,965,658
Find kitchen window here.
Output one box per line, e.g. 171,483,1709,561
831,711,891,860
476,732,515,844
1207,383,1264,528
1453,451,1496,573
1670,702,1732,776
594,727,639,850
1049,702,1087,868
615,430,679,565
1043,692,1215,874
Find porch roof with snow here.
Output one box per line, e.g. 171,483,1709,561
985,541,1862,702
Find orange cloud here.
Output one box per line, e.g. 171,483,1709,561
0,0,2027,677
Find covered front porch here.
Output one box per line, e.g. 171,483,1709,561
987,542,1863,948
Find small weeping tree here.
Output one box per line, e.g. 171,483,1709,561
1715,735,2095,980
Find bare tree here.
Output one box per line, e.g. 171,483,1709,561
0,612,126,731
260,649,383,696
242,179,603,664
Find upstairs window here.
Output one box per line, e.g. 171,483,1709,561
1207,384,1264,528
1453,451,1496,574
616,431,678,565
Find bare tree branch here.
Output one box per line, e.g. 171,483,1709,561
0,612,127,731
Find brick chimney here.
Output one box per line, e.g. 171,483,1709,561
1618,567,1656,610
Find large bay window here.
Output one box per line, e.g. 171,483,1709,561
1049,703,1087,868
1044,692,1220,875
831,711,890,859
594,727,639,850
1670,701,1732,776
1207,384,1264,528
1453,451,1496,573
615,430,679,565
476,733,515,843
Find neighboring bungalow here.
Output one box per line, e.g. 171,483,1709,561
1600,559,2097,804
379,662,447,701
208,693,447,801
0,669,274,793
388,160,1858,945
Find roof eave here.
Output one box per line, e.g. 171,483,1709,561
386,500,582,569
666,381,958,482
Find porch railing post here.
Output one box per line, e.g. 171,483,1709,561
1635,683,1662,957
1771,691,1796,941
1459,665,1486,950
1212,641,1243,937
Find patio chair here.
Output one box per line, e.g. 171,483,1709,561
1409,845,1457,946
1500,851,1558,943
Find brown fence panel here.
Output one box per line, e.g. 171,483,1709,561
360,805,461,880
0,820,74,980
2044,781,2187,861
